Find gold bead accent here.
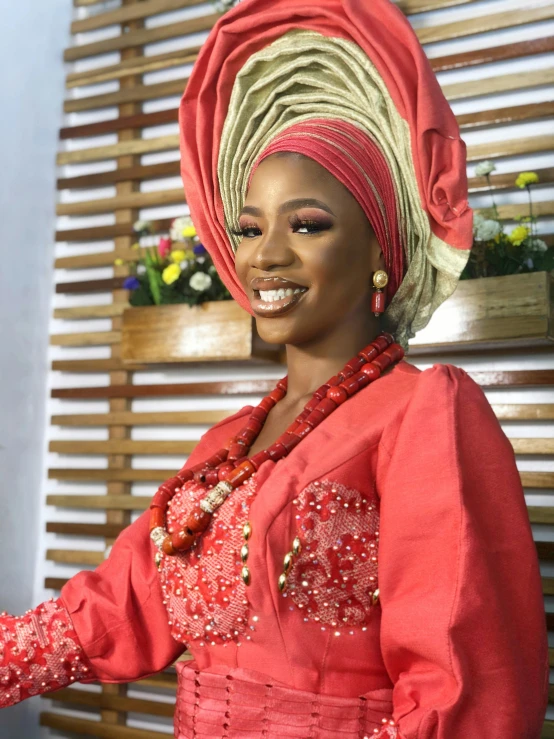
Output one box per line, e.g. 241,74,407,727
372,270,388,290
278,573,287,592
292,536,302,556
241,566,251,586
243,521,252,540
240,544,249,563
371,588,380,606
283,552,293,573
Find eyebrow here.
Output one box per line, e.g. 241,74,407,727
239,198,336,218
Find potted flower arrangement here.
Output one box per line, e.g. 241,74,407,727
408,163,553,353
119,216,280,364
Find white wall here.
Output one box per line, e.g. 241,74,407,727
0,0,553,736
0,2,72,736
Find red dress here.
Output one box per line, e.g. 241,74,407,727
0,362,548,737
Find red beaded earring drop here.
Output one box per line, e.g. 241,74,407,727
371,270,388,316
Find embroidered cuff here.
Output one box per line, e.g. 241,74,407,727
0,599,93,708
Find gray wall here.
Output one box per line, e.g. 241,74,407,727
0,1,71,736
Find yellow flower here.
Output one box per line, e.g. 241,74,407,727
170,250,186,263
508,225,530,246
114,258,124,266
182,225,197,239
184,249,195,260
162,263,181,285
515,172,539,188
132,242,141,250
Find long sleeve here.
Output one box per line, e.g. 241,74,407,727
376,364,548,738
1,405,252,708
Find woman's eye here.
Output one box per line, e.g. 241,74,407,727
231,226,261,238
294,220,322,234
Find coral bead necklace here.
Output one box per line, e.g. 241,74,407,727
149,331,404,558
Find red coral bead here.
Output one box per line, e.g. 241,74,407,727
371,334,389,352
227,459,256,487
149,507,164,530
162,536,176,555
372,353,393,372
358,346,378,363
361,363,381,381
327,386,348,404
204,469,220,486
187,505,212,533
217,462,235,481
171,529,196,552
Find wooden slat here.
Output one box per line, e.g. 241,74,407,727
443,68,554,102
71,0,205,33
46,549,104,565
47,495,150,510
40,713,170,739
64,77,187,114
47,521,127,538
543,720,554,738
53,304,128,319
51,410,234,426
48,468,176,482
492,404,554,421
46,687,174,718
56,277,125,294
56,188,184,217
55,251,141,271
51,358,146,372
66,49,199,90
50,439,197,454
50,331,121,347
468,165,554,193
55,219,171,243
50,371,554,400
137,672,178,690
528,507,554,526
431,35,554,73
510,439,554,455
467,135,554,162
521,472,554,489
536,542,554,562
56,134,180,165
416,5,554,44
57,159,179,188
400,0,478,12
44,577,70,590
460,101,554,132
496,201,554,221
64,13,220,61
543,578,554,596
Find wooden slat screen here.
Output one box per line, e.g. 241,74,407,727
40,0,554,735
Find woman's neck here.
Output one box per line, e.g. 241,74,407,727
282,315,383,406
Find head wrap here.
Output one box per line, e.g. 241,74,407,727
179,0,473,351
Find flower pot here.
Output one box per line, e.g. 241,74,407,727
121,301,283,364
408,270,553,354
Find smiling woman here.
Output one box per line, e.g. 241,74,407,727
0,0,548,737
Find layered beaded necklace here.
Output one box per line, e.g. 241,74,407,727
149,331,404,559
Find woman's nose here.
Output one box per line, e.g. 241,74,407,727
249,229,294,270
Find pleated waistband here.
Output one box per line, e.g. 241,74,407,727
174,662,394,739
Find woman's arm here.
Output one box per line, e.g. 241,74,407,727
1,405,252,708
375,364,548,738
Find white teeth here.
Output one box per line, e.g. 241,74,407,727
258,287,306,303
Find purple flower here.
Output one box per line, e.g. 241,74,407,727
193,243,207,256
123,276,140,290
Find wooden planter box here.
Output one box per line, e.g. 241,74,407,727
408,270,554,354
121,301,282,364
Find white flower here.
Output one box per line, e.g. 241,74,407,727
475,219,501,241
208,265,217,274
179,260,190,269
475,160,497,177
525,258,534,269
472,212,485,235
133,219,153,234
196,256,206,264
189,272,212,292
530,238,548,253
170,215,194,243
137,264,146,275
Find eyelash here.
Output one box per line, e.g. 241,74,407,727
231,214,331,239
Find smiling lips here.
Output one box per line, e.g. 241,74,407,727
250,276,309,316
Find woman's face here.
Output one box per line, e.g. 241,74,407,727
234,153,385,347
